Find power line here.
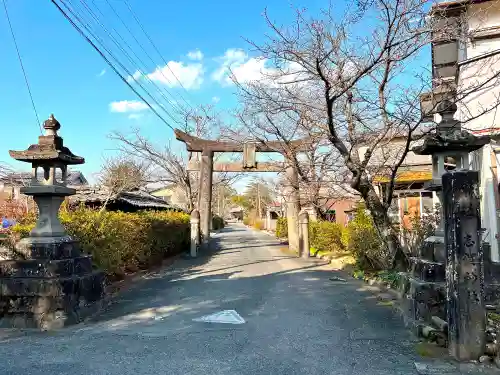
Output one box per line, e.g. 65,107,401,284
124,0,194,109
79,0,188,118
102,0,193,115
64,0,183,126
2,0,42,133
50,0,176,131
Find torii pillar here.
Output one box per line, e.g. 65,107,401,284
199,150,213,241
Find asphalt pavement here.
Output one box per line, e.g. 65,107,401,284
0,224,496,375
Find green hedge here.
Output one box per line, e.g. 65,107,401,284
12,208,190,280
276,217,288,238
309,220,345,254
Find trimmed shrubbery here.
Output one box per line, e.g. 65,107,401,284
12,208,190,280
273,208,388,271
212,215,225,230
275,217,288,238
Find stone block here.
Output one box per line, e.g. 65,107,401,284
15,236,81,260
0,256,93,278
403,277,446,322
410,257,445,282
420,237,446,262
0,270,105,329
485,283,500,305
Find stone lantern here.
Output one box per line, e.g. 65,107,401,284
413,100,489,253
400,101,489,328
10,114,84,238
0,115,104,330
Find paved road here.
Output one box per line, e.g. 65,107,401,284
0,225,494,374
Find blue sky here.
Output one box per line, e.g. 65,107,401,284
0,0,428,193
0,0,328,191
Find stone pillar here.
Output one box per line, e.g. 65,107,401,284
199,150,213,242
299,210,310,259
285,165,300,252
443,170,486,361
266,209,271,231
190,209,200,258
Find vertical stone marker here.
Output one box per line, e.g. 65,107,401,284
0,115,105,330
299,210,310,259
190,209,200,258
443,170,486,361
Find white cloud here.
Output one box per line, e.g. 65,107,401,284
126,70,143,83
187,49,204,61
128,113,144,120
211,48,248,83
109,100,149,113
148,61,204,90
212,49,308,87
212,96,220,103
97,69,106,77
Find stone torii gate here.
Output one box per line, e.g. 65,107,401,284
175,129,310,253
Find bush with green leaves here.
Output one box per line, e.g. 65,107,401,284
343,207,387,271
275,217,288,238
309,220,345,254
12,208,190,280
212,215,225,230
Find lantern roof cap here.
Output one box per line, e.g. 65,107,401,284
9,115,84,165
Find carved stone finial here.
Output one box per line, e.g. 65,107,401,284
43,114,61,136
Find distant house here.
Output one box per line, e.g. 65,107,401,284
68,186,185,213
0,170,88,200
149,184,190,211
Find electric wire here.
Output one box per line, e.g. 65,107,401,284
65,0,182,126
50,0,176,130
2,0,43,133
102,0,194,115
79,0,188,118
124,0,194,111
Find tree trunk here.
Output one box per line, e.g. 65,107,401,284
363,184,409,271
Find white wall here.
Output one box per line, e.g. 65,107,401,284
458,2,500,131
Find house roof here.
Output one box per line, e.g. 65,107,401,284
69,186,185,211
373,170,433,184
0,171,88,186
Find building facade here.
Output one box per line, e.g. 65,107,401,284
421,0,500,261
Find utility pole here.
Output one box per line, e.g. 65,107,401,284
257,182,261,219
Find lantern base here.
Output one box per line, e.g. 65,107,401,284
0,236,105,330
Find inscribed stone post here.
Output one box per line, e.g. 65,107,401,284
190,209,200,257
443,170,486,361
299,210,310,259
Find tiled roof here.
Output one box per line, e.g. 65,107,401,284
69,186,185,211
0,171,88,186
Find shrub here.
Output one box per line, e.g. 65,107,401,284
243,216,251,226
309,221,345,254
212,215,225,230
399,207,440,257
343,207,387,271
276,217,288,238
253,220,264,230
11,208,190,280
